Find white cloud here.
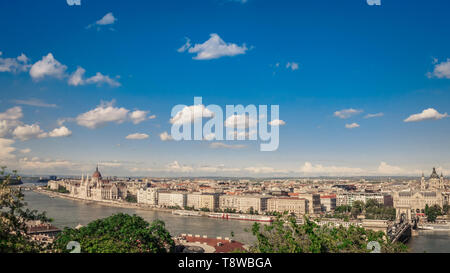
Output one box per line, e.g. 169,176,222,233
224,114,258,128
99,161,124,167
129,110,149,124
126,133,149,140
0,107,26,138
18,157,76,171
364,113,384,119
68,67,85,86
48,126,72,138
85,72,120,87
179,33,248,60
197,164,240,173
286,62,299,71
76,101,150,129
16,53,29,63
166,161,193,173
177,37,191,53
96,12,117,25
170,104,214,125
69,67,121,87
244,166,288,174
427,59,450,79
29,53,67,80
20,148,31,154
334,108,363,119
87,12,117,30
0,138,16,160
0,106,71,141
209,142,246,149
0,106,23,120
12,98,57,108
76,101,129,129
299,162,365,176
345,123,360,129
404,108,448,122
12,124,48,141
268,119,286,126
377,162,404,175
0,119,21,138
0,52,30,73
159,131,173,141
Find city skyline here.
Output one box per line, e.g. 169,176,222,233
1,0,450,177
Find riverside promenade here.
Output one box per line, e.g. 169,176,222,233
34,188,182,215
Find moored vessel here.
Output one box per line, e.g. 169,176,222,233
208,212,273,222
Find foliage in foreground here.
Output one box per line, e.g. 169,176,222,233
54,213,175,253
0,166,51,253
332,199,396,221
247,214,408,253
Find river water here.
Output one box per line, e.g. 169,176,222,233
24,190,257,244
23,189,450,252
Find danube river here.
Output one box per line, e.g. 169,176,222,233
24,190,257,244
23,189,450,252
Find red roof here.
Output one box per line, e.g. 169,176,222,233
183,236,245,253
321,194,336,199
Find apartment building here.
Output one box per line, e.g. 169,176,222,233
158,191,187,208
297,193,322,214
267,197,307,216
137,187,159,205
336,192,393,207
186,193,219,211
320,195,337,212
219,195,268,213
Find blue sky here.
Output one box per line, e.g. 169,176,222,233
1,0,450,177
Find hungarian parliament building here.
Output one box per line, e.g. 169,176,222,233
48,166,129,202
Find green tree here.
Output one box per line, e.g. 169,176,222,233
0,166,51,253
125,194,137,203
54,213,174,253
335,205,351,213
425,205,442,222
249,207,255,215
443,204,450,215
365,199,380,209
246,214,407,253
350,201,364,219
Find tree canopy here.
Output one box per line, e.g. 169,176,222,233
0,166,50,253
54,213,175,253
247,214,407,253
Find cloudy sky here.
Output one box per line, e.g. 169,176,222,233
1,0,450,177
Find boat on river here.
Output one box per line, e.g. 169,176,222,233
208,213,273,222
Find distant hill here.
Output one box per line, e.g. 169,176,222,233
1,176,23,186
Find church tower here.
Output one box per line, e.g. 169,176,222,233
421,172,426,190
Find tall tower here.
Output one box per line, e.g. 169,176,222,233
429,167,440,189
421,172,426,190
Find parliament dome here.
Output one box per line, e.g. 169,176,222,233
92,165,102,179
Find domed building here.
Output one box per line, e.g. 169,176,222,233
420,167,444,190
393,168,449,222
73,165,126,201
92,165,102,181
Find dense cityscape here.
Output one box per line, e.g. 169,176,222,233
1,1,450,266
5,165,442,253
